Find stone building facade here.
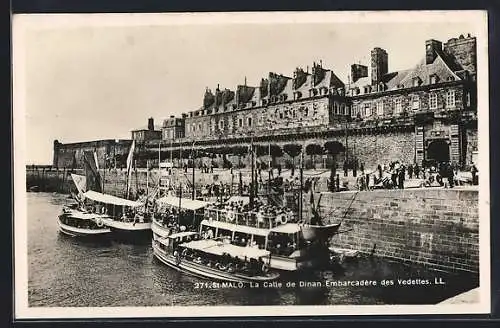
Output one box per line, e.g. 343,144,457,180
131,118,162,142
53,34,478,170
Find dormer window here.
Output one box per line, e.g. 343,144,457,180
430,74,440,84
232,104,237,110
412,77,422,87
251,101,256,107
397,84,404,89
355,87,360,95
262,99,268,106
378,83,385,92
447,76,455,81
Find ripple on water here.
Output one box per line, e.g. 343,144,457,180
26,192,478,307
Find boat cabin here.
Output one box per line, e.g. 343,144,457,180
80,190,147,222
154,196,212,233
177,239,272,275
154,231,199,253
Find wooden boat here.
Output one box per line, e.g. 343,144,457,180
152,232,280,284
57,204,111,237
80,190,152,237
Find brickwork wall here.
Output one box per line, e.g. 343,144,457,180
308,189,479,273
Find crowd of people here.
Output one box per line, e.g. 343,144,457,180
205,199,296,229
348,160,478,191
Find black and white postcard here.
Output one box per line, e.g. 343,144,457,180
13,11,490,318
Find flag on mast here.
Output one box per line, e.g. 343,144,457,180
93,151,100,171
70,173,87,196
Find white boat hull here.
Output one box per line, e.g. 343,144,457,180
57,217,111,237
152,243,279,284
151,219,172,238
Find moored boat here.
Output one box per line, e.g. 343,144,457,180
152,231,280,284
57,204,111,237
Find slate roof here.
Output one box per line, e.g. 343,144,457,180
348,51,463,96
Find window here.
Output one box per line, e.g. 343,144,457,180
466,92,471,107
364,103,372,117
412,77,421,87
352,104,358,118
429,93,437,109
333,102,338,114
247,117,252,127
446,89,455,108
412,96,420,110
430,75,439,84
341,104,346,115
238,118,243,127
394,98,402,114
376,102,384,116
219,120,224,130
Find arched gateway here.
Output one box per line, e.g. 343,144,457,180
426,139,450,163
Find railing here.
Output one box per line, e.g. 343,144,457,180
204,207,296,230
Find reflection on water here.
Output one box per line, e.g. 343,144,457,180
26,193,478,307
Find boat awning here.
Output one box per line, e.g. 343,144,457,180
83,190,143,207
157,196,211,211
182,239,270,259
181,239,223,254
270,223,301,234
200,219,269,237
168,231,199,239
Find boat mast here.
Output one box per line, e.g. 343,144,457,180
178,143,182,213
250,135,254,207
191,141,196,200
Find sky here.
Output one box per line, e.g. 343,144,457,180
14,12,484,164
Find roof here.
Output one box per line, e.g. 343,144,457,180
168,231,199,239
397,53,460,89
348,52,462,96
157,196,212,211
182,239,270,259
201,219,270,237
83,190,143,207
270,223,301,234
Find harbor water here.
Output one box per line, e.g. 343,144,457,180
27,192,478,307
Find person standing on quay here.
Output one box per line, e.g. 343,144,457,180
408,164,413,179
398,167,405,189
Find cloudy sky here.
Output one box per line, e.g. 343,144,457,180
14,12,485,164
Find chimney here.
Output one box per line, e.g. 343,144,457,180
371,47,388,85
350,64,368,83
148,117,154,131
425,39,442,65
